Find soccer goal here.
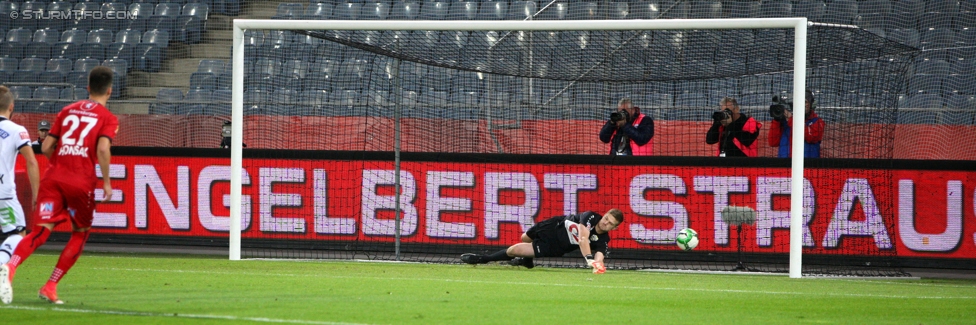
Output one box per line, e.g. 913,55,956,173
227,18,915,278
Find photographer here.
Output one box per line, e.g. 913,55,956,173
706,97,761,157
599,98,654,156
767,90,825,158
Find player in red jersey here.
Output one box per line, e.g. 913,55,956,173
0,66,118,304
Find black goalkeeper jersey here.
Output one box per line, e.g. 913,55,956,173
563,211,610,255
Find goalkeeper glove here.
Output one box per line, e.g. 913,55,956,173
584,254,595,267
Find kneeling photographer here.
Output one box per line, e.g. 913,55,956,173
599,98,654,156
767,90,825,158
706,97,762,157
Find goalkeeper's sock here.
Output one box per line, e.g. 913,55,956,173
481,249,514,263
48,231,89,284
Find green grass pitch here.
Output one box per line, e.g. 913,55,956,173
2,252,974,324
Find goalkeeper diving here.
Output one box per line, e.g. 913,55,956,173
461,209,624,273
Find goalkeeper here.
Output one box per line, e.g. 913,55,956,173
461,209,623,273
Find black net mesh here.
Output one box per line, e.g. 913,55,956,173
237,23,916,276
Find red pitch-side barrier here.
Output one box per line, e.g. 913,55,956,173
13,154,976,260
11,113,976,159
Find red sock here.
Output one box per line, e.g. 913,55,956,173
48,231,90,284
7,227,51,269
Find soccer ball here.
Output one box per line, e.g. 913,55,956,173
675,228,699,251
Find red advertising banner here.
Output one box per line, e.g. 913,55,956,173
22,155,976,260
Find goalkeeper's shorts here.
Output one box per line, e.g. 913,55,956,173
526,218,574,258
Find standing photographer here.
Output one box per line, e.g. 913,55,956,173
706,97,761,157
768,90,824,158
599,98,654,156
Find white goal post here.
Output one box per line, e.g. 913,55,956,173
229,18,809,278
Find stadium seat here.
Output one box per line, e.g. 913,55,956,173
95,3,127,31
46,58,71,74
824,0,857,24
690,0,722,19
658,0,690,18
87,29,113,45
896,110,940,124
334,2,361,20
134,44,162,72
216,72,231,90
190,72,217,91
59,87,85,101
197,59,224,74
15,1,45,30
792,1,825,21
216,0,241,16
208,89,232,115
174,16,204,44
273,2,303,19
124,3,151,31
944,74,975,95
950,58,975,75
903,93,944,108
390,1,420,20
761,0,792,18
32,28,58,44
509,1,537,20
3,28,31,58
33,86,61,113
243,89,270,115
919,12,955,30
57,29,86,48
183,2,209,20
925,0,959,13
538,1,568,19
303,2,333,19
724,1,759,18
143,29,170,48
243,30,264,46
100,58,126,77
567,2,600,20
66,71,86,88
858,0,892,15
116,29,142,45
914,58,951,75
105,43,139,69
422,1,449,20
476,1,508,20
183,88,211,114
152,88,183,114
298,90,330,109
0,57,14,83
946,93,976,109
363,1,391,20
450,1,479,20
888,29,920,47
0,1,17,30
7,86,31,109
281,59,307,79
920,28,955,49
64,2,96,32
909,74,945,94
18,57,45,72
26,29,58,59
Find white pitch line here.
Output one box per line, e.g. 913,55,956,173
92,267,976,300
0,305,377,325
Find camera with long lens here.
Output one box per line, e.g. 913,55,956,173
610,110,630,123
769,95,792,120
712,109,732,121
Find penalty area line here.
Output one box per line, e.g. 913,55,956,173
0,305,377,325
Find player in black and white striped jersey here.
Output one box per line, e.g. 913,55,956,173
0,86,40,266
461,209,624,273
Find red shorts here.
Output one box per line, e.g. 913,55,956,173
35,178,96,229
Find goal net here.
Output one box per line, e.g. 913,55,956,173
230,19,916,277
